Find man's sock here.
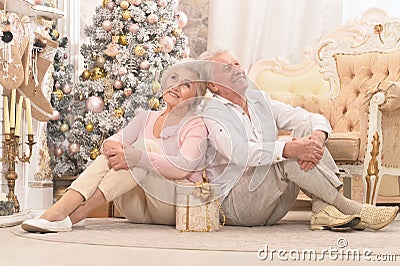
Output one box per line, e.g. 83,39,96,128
311,198,328,213
333,193,362,215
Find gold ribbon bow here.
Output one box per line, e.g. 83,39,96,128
193,182,212,201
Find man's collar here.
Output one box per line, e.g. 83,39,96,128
212,89,261,106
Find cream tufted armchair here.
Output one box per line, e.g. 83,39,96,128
248,9,400,205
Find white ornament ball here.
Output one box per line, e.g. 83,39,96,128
161,36,174,53
124,88,133,97
102,20,112,32
175,11,188,28
68,143,80,154
120,0,130,9
55,83,61,89
158,0,167,7
50,110,60,121
147,14,159,24
140,60,150,70
129,24,140,34
114,80,124,89
118,67,128,76
85,96,105,113
62,83,72,94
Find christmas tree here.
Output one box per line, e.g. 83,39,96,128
46,28,81,177
50,0,189,177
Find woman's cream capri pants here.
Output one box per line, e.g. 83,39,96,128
68,142,176,225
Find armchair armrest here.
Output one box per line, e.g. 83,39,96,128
366,82,400,111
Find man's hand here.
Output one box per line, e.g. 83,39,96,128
283,136,324,171
309,130,327,146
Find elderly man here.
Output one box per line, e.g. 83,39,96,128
200,49,398,230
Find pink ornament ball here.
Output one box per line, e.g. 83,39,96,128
50,110,60,121
147,14,159,24
62,83,72,94
175,11,188,28
158,0,167,7
118,66,128,76
68,143,80,154
106,1,115,10
129,24,140,34
55,83,61,89
33,0,43,5
129,0,142,6
124,88,133,97
161,36,174,53
54,147,64,157
85,96,105,113
114,80,124,89
140,60,150,70
102,20,112,32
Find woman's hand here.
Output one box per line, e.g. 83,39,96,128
104,145,143,171
104,146,129,171
102,140,123,156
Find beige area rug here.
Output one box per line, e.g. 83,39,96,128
11,213,400,254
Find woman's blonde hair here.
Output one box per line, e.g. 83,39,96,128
160,58,208,98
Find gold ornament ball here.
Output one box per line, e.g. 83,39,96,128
79,93,85,101
52,29,60,40
171,28,182,37
120,0,130,9
118,35,128,46
151,81,161,93
148,97,160,110
91,67,106,80
60,123,69,133
122,10,131,21
90,148,101,160
114,107,125,118
55,89,64,100
153,42,162,53
134,45,146,56
102,0,111,7
82,69,91,80
86,122,94,132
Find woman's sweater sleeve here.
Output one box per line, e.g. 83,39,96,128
137,117,208,180
101,110,148,152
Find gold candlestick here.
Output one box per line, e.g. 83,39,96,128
1,128,35,213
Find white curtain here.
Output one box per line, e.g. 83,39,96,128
208,0,343,70
342,0,400,23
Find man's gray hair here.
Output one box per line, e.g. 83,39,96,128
198,48,230,61
198,48,232,82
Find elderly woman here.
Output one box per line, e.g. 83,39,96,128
22,60,208,233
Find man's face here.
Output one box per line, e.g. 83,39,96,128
212,52,248,95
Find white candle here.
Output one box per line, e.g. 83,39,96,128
3,96,10,134
10,88,16,128
25,98,33,134
15,96,23,136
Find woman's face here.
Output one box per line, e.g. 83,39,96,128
163,67,199,108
